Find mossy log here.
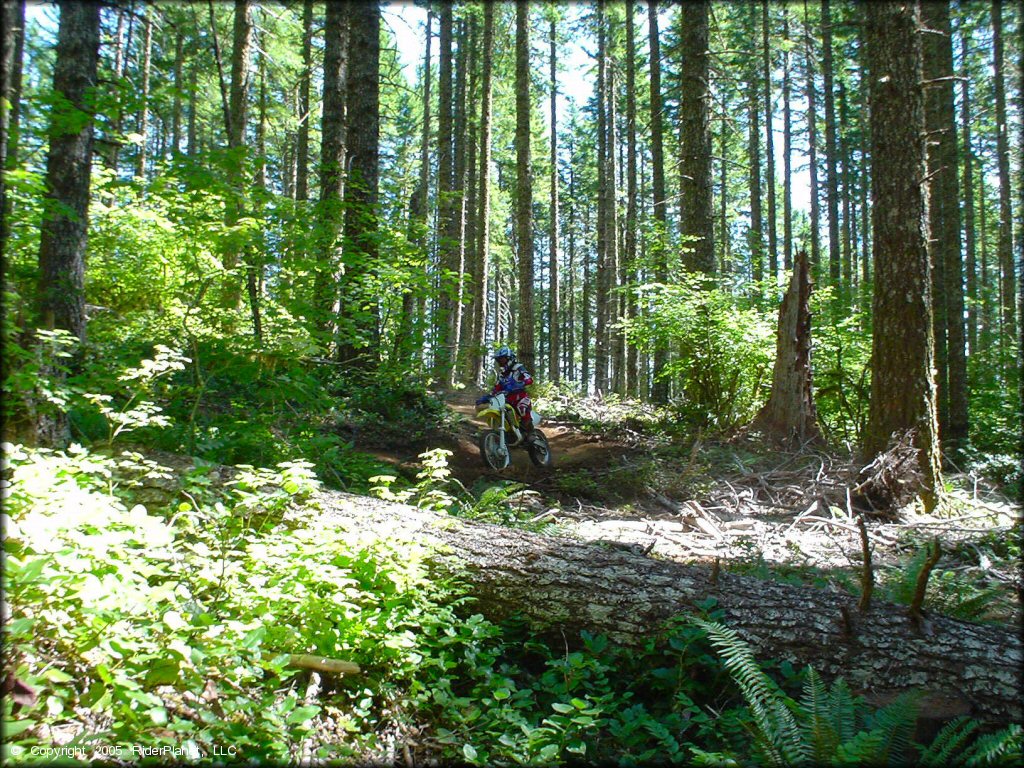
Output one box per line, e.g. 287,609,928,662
312,491,1022,726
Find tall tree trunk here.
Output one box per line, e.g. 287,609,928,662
35,0,101,447
648,0,669,404
460,18,480,381
296,0,313,202
991,0,1017,350
515,0,535,375
958,22,977,356
220,0,253,310
923,0,968,459
804,0,822,272
748,80,764,284
625,0,639,397
313,2,348,347
0,0,25,254
171,27,183,154
863,0,941,513
678,0,714,274
337,0,380,366
450,18,469,378
401,10,433,367
471,6,493,386
606,8,622,395
839,80,854,292
781,7,794,272
434,3,457,385
548,16,561,386
822,0,841,291
105,5,133,174
762,0,778,283
134,9,152,180
314,491,1023,727
595,1,610,394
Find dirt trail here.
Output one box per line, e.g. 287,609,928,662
439,389,641,486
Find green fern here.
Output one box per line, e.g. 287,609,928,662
919,716,980,767
955,723,1023,766
692,619,810,767
799,667,840,763
827,677,859,747
691,618,1017,768
835,691,920,766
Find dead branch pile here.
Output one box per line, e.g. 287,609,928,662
852,429,924,518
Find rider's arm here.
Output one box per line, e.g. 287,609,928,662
517,367,534,387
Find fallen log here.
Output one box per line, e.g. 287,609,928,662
311,491,1022,726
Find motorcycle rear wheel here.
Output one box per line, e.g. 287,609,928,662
527,430,553,468
479,430,510,470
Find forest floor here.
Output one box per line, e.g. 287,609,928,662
355,389,1023,625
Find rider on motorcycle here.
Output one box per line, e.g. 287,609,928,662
477,346,535,436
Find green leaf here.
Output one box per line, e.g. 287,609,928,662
462,743,478,761
148,706,168,726
43,668,74,684
3,720,34,738
493,687,511,701
286,705,320,725
144,660,180,688
552,702,575,714
242,626,266,650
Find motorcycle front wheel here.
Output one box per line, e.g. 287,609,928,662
527,430,553,468
479,430,510,470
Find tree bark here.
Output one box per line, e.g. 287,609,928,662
647,0,669,404
958,21,977,356
337,0,380,366
35,0,101,446
624,0,639,398
312,491,1023,726
678,0,714,275
781,7,794,272
923,0,968,459
821,0,841,290
762,0,778,282
862,0,941,513
548,16,561,387
313,1,348,347
803,0,822,273
515,0,535,375
0,0,25,254
751,250,822,445
594,1,610,394
220,0,253,310
991,0,1018,349
296,0,313,202
471,6,493,386
135,8,152,180
434,3,457,385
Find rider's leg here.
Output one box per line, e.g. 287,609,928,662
516,397,533,433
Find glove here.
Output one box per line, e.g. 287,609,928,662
476,396,489,405
504,380,525,393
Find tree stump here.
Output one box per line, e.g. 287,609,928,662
750,249,822,446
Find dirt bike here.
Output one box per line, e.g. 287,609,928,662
475,391,553,470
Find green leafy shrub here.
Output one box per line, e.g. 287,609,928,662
624,276,774,432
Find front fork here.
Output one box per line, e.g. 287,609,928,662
491,405,520,448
